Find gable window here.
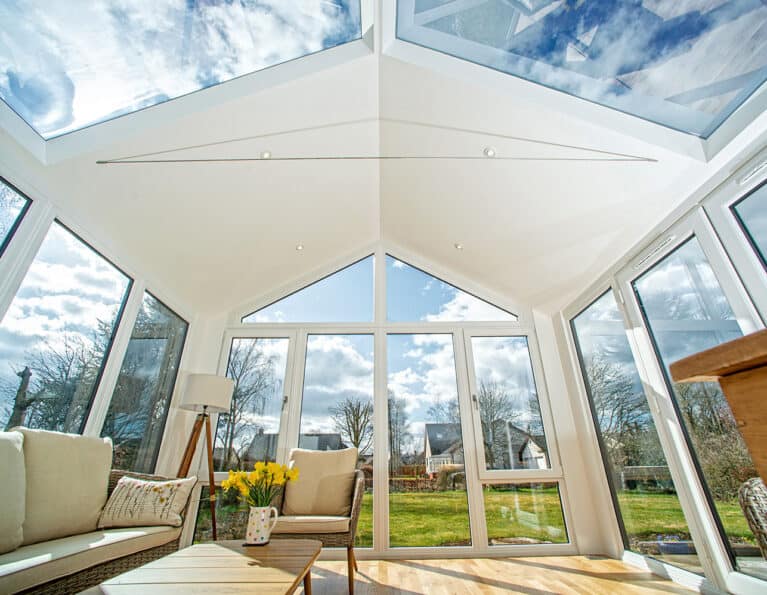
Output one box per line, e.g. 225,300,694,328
242,255,374,323
0,221,131,432
386,255,516,321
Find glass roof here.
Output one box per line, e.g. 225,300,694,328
398,0,767,138
0,1,361,139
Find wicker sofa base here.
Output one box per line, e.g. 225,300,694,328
19,537,180,595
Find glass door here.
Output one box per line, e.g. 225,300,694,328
617,211,765,584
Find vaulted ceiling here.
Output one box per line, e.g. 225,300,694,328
1,4,765,317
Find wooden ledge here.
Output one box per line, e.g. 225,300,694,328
670,328,767,382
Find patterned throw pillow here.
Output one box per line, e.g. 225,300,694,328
98,476,197,528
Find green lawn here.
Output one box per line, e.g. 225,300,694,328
200,487,755,549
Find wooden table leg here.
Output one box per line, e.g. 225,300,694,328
303,570,312,595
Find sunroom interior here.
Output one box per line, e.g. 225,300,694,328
1,1,767,593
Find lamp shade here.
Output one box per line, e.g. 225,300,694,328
179,374,234,413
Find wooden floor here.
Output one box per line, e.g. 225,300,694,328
308,556,693,594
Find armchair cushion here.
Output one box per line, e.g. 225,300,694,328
283,447,358,516
273,515,350,534
18,428,112,545
0,431,25,554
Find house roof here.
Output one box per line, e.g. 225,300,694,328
425,423,463,456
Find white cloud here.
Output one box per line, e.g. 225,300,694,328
424,291,516,322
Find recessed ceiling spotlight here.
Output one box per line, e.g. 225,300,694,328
483,147,496,158
260,150,272,159
454,243,464,250
295,244,304,251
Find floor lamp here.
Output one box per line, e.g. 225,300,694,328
177,373,234,541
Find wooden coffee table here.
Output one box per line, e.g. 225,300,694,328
91,539,322,594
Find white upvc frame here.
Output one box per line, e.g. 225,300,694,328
703,152,767,323
0,168,195,474
202,242,574,558
462,328,562,482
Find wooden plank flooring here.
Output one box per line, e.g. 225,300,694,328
308,556,693,594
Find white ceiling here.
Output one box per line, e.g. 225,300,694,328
0,41,764,318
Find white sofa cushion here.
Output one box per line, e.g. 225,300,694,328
18,428,113,545
98,476,197,528
0,526,180,594
0,431,25,554
283,447,358,516
273,515,350,534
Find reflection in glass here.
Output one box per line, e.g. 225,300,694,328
1,1,362,138
470,336,548,471
0,178,29,255
214,338,289,470
572,291,700,574
387,255,516,322
733,183,767,270
484,483,567,546
633,237,765,579
398,0,767,137
300,334,374,547
387,334,471,547
101,293,187,473
243,256,374,323
0,221,130,433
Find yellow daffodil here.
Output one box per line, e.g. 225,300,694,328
219,460,300,507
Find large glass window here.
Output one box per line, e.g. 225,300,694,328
1,1,362,138
0,177,30,256
243,256,374,323
387,255,516,322
299,334,374,547
0,221,130,432
572,290,700,574
214,337,290,470
397,1,767,138
100,293,188,473
469,336,549,471
483,483,567,546
387,333,471,547
732,182,767,271
633,237,765,579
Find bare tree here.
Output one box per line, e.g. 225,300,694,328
216,340,278,469
387,390,409,474
330,396,373,455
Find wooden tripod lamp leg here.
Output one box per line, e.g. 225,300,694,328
204,412,218,541
177,414,205,478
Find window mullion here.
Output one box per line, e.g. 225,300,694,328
82,280,146,436
0,199,53,323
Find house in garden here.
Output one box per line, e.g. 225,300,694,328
424,423,464,475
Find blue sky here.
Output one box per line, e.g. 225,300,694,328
403,0,767,136
0,1,361,138
246,254,517,323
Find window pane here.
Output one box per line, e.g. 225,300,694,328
397,1,767,138
101,293,188,473
194,485,248,543
214,338,290,470
242,256,373,323
387,255,516,321
470,336,549,471
388,333,471,547
0,221,130,432
732,183,767,270
1,1,362,138
633,238,765,579
300,334,374,548
572,291,700,574
484,483,567,546
0,178,30,256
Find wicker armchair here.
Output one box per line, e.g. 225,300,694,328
22,470,187,595
739,476,767,559
271,469,365,594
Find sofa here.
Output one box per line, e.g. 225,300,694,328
0,428,196,594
